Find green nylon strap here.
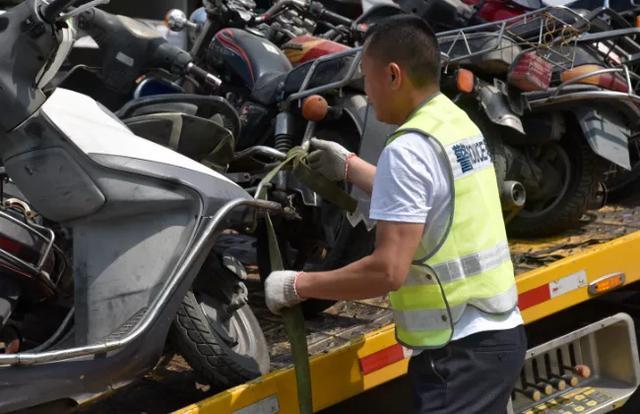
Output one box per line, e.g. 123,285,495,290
265,214,312,414
256,144,360,413
257,146,357,213
257,145,340,414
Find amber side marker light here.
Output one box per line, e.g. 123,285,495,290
456,69,475,93
588,272,625,295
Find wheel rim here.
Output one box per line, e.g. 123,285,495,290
197,293,256,358
519,144,573,218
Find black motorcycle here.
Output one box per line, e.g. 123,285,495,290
54,3,403,324
380,0,639,236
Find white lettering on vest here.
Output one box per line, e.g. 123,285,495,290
446,135,493,179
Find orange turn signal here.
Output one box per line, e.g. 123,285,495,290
588,272,625,295
456,69,475,93
302,95,329,122
636,15,640,28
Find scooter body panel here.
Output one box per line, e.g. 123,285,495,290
0,88,250,411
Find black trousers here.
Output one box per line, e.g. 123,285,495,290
408,325,527,414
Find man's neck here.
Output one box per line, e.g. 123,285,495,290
397,86,440,124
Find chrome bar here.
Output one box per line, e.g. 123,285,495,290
233,146,287,162
29,221,56,271
624,65,633,97
527,90,640,117
552,67,629,96
0,198,283,366
0,210,57,290
287,47,363,102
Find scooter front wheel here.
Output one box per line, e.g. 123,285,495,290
172,282,269,390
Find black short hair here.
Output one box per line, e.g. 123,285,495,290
363,15,440,88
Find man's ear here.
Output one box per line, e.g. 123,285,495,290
388,63,402,90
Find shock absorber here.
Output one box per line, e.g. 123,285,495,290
274,111,295,153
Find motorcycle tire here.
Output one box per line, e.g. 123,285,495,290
172,289,269,390
505,134,601,238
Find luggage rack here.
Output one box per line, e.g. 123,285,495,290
437,6,591,71
284,7,600,100
524,65,640,110
286,46,363,102
524,27,640,111
575,26,640,86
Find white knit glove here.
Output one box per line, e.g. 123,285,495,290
264,270,305,315
306,138,355,182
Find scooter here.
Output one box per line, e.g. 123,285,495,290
0,0,291,410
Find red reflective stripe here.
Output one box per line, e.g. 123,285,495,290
359,344,405,375
518,284,551,310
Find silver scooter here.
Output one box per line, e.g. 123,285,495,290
0,0,288,410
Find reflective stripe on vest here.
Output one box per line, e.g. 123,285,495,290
387,94,517,349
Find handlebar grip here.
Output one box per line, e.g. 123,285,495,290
309,2,352,27
153,43,221,88
321,8,353,27
186,62,222,88
40,0,80,23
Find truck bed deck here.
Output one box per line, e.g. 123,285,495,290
264,189,640,370
84,189,640,413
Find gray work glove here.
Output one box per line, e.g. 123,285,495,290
306,138,354,182
264,270,305,315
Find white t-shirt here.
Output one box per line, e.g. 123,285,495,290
369,132,523,343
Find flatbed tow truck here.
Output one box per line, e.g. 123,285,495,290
89,189,640,414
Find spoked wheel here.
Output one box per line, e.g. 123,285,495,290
172,254,269,390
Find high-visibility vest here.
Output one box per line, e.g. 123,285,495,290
387,94,517,349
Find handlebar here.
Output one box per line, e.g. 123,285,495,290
77,8,222,91
309,2,352,27
253,0,300,24
39,0,80,23
185,62,222,88
253,0,352,27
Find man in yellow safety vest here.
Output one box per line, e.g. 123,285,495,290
265,14,526,413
